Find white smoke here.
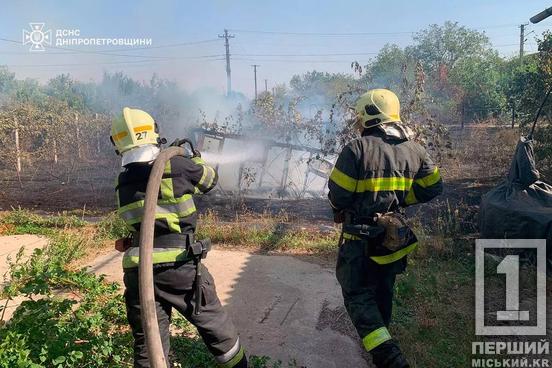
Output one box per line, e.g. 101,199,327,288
201,143,266,165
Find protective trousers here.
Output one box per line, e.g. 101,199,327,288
123,261,247,368
336,239,408,368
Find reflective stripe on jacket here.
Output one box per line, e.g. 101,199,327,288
117,154,218,268
329,127,443,263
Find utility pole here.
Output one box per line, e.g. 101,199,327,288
251,64,260,99
264,79,268,92
218,29,235,96
519,24,527,63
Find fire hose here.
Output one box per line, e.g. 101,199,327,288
138,146,184,368
138,140,206,368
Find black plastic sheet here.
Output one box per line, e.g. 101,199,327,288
479,137,552,266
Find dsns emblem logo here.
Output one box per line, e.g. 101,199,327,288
22,23,52,51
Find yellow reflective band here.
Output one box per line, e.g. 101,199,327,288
198,165,215,191
329,167,358,192
123,207,196,226
405,189,418,205
218,347,245,368
133,125,153,133
122,248,190,268
330,167,414,193
160,161,174,200
342,232,361,241
370,242,418,265
363,327,392,352
112,131,128,141
118,195,196,226
415,167,441,188
117,198,145,215
164,160,172,175
357,176,413,192
192,156,206,165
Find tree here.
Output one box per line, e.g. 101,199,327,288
408,21,492,75
289,71,354,102
449,51,506,121
363,44,409,93
0,66,15,97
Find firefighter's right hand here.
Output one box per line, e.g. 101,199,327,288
115,238,131,252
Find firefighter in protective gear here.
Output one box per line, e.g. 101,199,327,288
111,107,247,368
328,89,443,368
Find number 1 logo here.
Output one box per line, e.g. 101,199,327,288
475,239,546,336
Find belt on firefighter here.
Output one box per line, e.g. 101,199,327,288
341,215,418,265
342,223,384,240
131,232,194,248
123,236,210,269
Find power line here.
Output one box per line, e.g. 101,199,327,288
228,24,523,37
0,38,222,55
228,28,414,36
98,38,221,52
0,37,221,60
232,58,358,63
234,52,379,57
4,57,225,68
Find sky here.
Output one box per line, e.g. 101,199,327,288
1,0,551,98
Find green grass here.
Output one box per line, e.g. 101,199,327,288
1,208,87,236
393,252,474,367
388,206,477,368
196,210,339,254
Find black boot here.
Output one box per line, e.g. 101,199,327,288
371,341,410,368
383,353,410,368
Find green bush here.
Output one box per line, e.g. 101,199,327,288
0,228,133,367
95,211,130,240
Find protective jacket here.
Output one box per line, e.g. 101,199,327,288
330,125,443,366
116,155,217,268
328,126,443,262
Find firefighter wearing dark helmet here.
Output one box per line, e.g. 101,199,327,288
111,107,247,368
328,89,443,368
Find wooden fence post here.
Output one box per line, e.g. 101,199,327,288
511,101,516,129
75,112,82,159
53,139,58,164
14,117,21,173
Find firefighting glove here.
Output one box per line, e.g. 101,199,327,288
169,138,201,157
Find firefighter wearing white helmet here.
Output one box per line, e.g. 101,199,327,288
110,107,163,166
328,89,443,368
111,107,248,368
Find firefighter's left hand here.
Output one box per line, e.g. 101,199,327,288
333,210,345,223
169,138,188,147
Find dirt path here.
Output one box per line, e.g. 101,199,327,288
1,236,370,367
90,249,369,367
